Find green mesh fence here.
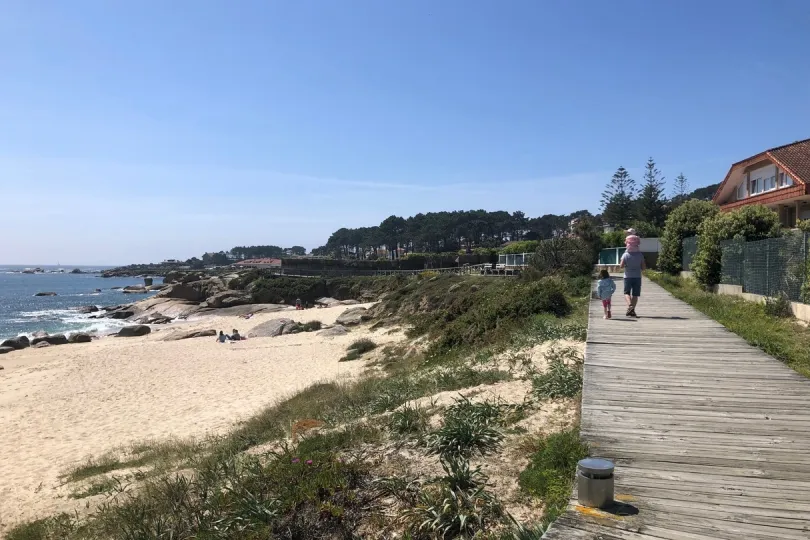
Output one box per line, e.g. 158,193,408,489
682,236,698,271
716,233,809,301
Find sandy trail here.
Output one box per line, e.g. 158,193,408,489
0,303,396,533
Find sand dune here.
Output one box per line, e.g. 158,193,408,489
0,303,397,532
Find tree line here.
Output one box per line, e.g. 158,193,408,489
315,159,717,259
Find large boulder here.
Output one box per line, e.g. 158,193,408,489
163,329,217,341
68,333,92,344
0,346,14,355
35,292,57,297
336,307,371,326
31,334,69,346
1,336,30,350
205,291,251,309
33,341,51,349
159,277,228,303
76,305,99,314
318,325,349,337
122,285,148,294
248,318,295,338
315,297,341,307
107,310,135,320
32,330,49,339
116,325,151,337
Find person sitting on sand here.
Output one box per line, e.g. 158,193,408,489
230,329,241,341
216,330,229,343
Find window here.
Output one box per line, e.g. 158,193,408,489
779,172,785,187
786,174,794,186
767,176,776,190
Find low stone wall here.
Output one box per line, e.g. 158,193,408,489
711,283,810,323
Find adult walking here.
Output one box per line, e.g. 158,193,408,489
620,249,646,317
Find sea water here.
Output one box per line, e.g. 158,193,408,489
0,266,157,340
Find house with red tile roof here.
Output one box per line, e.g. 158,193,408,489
713,139,810,227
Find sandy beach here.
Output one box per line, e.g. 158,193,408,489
0,303,396,532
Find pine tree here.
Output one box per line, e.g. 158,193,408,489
671,173,690,205
601,166,636,228
636,157,668,228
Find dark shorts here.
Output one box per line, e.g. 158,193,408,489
624,277,641,297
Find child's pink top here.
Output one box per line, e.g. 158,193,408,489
625,235,641,252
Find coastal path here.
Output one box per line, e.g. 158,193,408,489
544,277,810,540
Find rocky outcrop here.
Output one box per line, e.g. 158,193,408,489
248,318,296,338
315,297,341,307
163,329,217,341
33,341,50,349
76,306,99,314
0,346,14,355
204,291,251,309
68,333,92,344
1,336,30,350
318,325,349,337
107,309,136,320
116,325,151,337
135,313,172,324
70,268,84,274
32,334,69,346
159,277,228,303
35,292,57,297
336,307,371,326
146,284,168,291
122,285,148,294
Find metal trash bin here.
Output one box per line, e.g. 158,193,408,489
577,458,614,508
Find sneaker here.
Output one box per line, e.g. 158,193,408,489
603,315,608,319
607,311,612,319
628,308,638,318
626,307,632,317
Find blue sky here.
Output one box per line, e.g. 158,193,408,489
2,0,809,265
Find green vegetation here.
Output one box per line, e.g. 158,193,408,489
532,346,583,399
242,274,402,305
519,428,589,528
692,205,782,287
648,272,810,378
388,404,429,437
658,199,719,274
425,397,508,459
339,338,378,362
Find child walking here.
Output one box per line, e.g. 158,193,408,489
597,269,616,319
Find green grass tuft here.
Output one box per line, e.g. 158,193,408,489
519,428,588,527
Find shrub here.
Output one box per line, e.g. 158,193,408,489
405,458,504,538
519,428,588,527
301,320,322,332
658,199,718,274
692,205,782,287
532,346,583,399
764,293,793,318
501,240,539,254
339,350,362,362
425,397,506,459
388,404,428,436
530,237,594,278
600,230,625,248
348,338,376,354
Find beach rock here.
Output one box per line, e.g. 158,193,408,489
116,325,151,337
340,299,361,305
32,330,48,339
122,285,148,294
159,277,227,303
205,291,251,309
69,268,84,274
147,284,167,291
282,323,302,335
31,334,68,346
68,333,92,344
336,307,370,326
33,341,50,349
107,310,135,320
315,297,341,307
35,292,57,297
1,336,30,350
248,318,295,338
0,346,14,355
318,325,350,337
76,305,99,314
163,329,217,341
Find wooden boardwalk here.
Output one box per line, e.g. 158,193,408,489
544,278,810,540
